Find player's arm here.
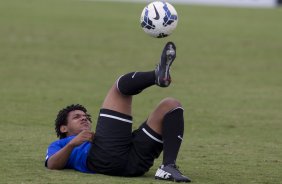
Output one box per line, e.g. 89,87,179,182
47,130,94,170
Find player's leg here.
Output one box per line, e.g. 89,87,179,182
146,97,182,135
101,41,176,116
125,97,191,182
101,71,155,116
146,98,191,182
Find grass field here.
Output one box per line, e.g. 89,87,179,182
0,0,282,183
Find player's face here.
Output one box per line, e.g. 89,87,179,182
64,110,92,136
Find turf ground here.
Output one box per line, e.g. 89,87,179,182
0,0,282,183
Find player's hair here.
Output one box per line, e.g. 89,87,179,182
55,104,92,139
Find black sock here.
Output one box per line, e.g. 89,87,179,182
117,71,155,95
162,107,184,166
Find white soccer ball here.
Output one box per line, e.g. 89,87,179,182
140,1,178,38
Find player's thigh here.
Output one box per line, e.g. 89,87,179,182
93,108,133,152
87,109,133,175
102,82,132,115
124,122,163,176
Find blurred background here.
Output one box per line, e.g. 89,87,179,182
0,0,281,183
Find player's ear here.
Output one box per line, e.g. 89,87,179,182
60,125,68,134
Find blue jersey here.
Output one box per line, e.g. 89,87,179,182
45,136,94,173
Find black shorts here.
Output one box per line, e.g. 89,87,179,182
87,109,163,176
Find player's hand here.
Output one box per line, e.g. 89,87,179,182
68,130,95,147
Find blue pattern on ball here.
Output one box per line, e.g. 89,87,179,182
162,2,178,27
141,8,156,30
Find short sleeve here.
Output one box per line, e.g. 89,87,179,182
45,141,63,167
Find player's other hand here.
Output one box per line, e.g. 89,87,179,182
69,130,95,147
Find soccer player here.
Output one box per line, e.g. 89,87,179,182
45,42,191,182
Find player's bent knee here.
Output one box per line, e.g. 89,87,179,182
160,97,182,111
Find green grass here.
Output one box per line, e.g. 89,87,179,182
1,0,282,183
